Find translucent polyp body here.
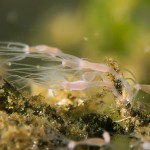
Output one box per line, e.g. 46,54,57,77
0,42,29,62
29,45,62,57
0,42,149,104
68,131,110,150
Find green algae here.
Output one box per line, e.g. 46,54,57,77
0,78,149,150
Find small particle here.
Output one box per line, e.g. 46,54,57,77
7,11,18,23
36,65,41,69
0,89,4,94
83,37,88,41
77,99,84,106
48,89,54,97
103,131,110,143
144,46,150,53
56,98,72,107
7,62,12,66
142,142,150,150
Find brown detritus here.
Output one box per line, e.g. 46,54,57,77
0,78,126,149
104,57,121,73
0,74,149,149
